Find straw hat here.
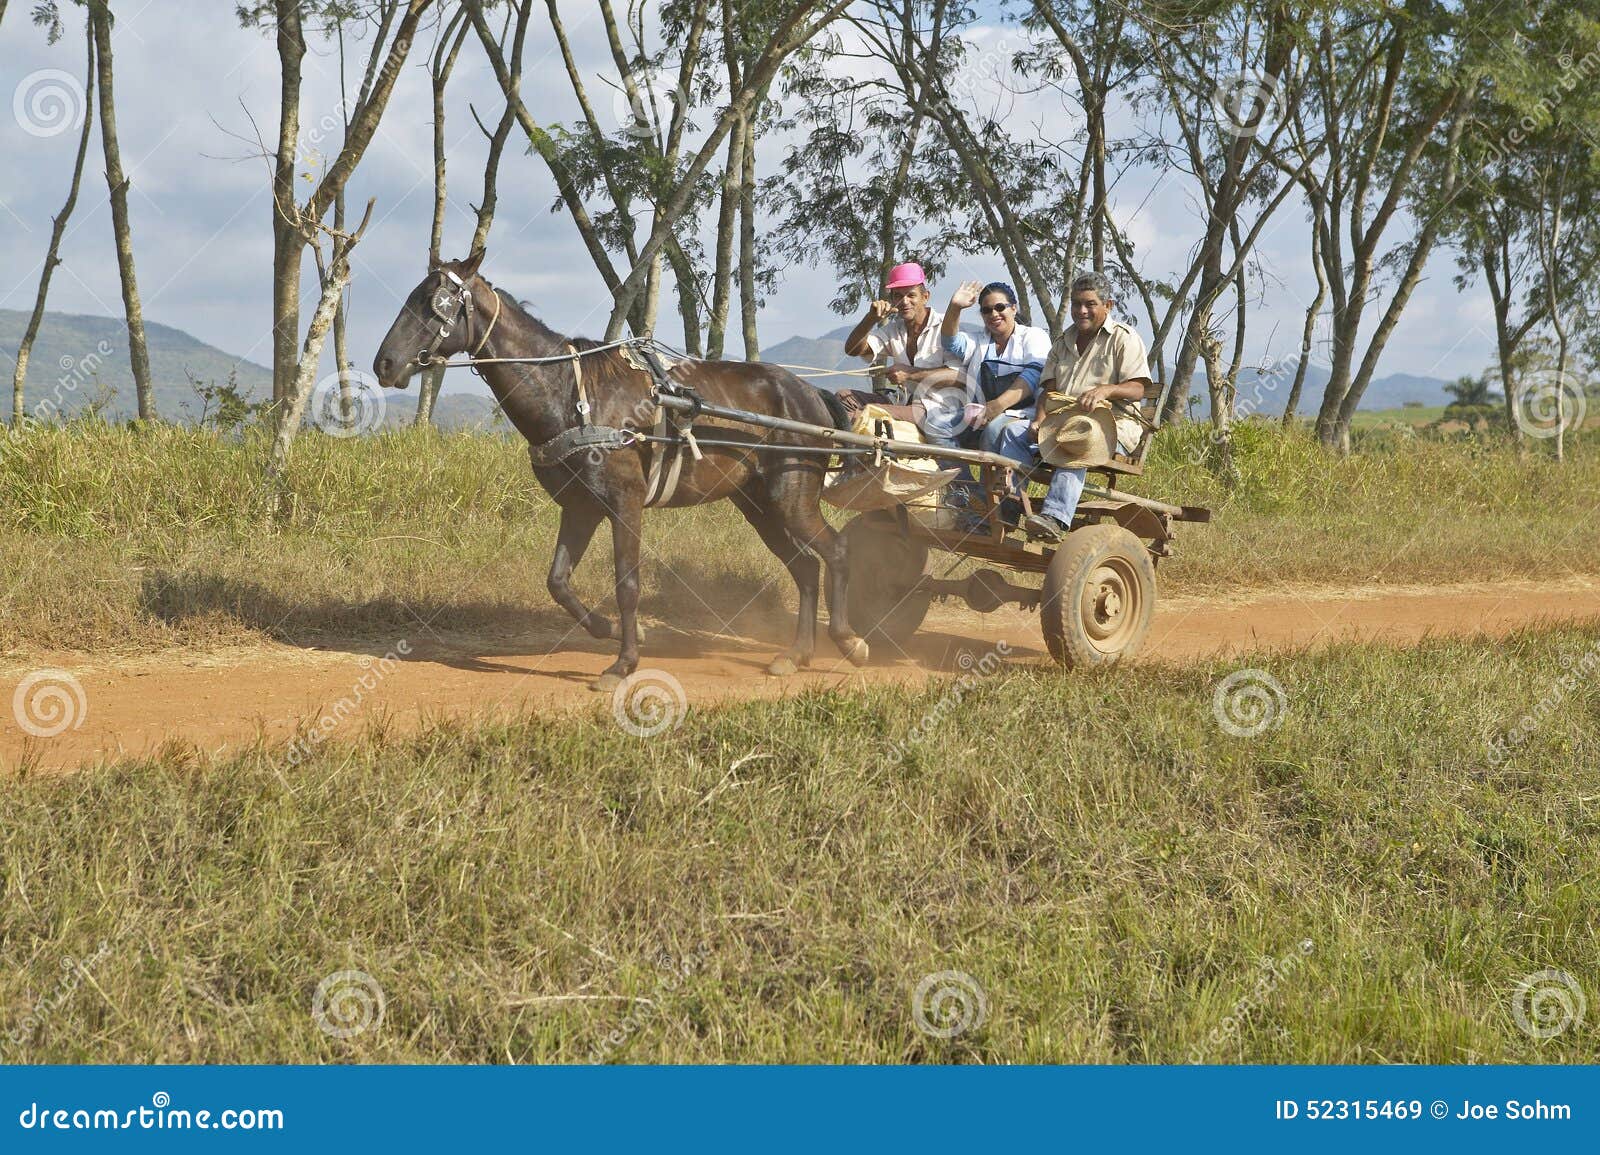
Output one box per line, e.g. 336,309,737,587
1035,392,1119,468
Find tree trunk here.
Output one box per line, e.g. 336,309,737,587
1199,330,1237,489
707,122,742,359
738,104,761,359
1482,243,1518,441
415,364,444,424
269,252,353,477
666,237,703,357
12,23,95,428
271,0,305,409
1283,222,1327,425
88,0,153,421
269,200,374,476
419,8,468,426
333,186,352,422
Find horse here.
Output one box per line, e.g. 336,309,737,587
372,248,869,691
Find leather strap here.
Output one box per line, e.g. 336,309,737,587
528,425,634,469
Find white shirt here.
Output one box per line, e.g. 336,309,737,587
859,308,958,371
945,322,1052,404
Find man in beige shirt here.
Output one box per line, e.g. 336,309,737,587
988,271,1152,542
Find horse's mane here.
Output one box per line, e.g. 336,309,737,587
486,288,641,391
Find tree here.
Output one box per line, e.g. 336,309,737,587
769,1,1090,338
1282,1,1501,452
251,0,437,473
86,0,154,419
1101,0,1317,423
415,2,472,425
12,12,95,427
597,0,852,340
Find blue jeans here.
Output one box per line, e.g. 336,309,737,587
990,415,1086,525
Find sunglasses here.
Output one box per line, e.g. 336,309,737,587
980,303,1012,315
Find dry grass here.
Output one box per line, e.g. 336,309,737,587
0,626,1596,1062
0,419,1596,660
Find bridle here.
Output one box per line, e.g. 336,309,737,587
416,268,500,373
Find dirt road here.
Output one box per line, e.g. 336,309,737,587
4,577,1598,772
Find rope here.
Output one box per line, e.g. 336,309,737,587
770,363,879,378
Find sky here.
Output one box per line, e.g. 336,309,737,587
0,2,1502,401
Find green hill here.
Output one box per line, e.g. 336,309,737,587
0,308,272,422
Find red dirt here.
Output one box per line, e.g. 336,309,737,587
4,577,1599,773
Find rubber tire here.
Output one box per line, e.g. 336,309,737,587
1040,523,1156,668
842,515,931,649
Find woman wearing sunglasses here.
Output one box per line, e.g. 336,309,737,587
935,280,1051,447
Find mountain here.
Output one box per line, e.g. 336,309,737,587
759,324,867,387
1221,362,1452,419
0,309,272,421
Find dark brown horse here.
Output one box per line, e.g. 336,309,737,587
372,249,868,690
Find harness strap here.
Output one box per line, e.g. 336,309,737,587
528,425,634,469
471,289,502,359
642,405,676,507
566,343,593,426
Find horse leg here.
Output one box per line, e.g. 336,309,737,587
591,499,644,692
770,485,869,668
548,502,615,640
732,489,819,676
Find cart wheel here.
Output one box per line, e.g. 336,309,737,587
1040,523,1155,668
842,515,931,649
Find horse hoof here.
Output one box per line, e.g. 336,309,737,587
590,672,623,693
838,637,870,667
767,656,798,677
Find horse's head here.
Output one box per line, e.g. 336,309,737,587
372,248,489,390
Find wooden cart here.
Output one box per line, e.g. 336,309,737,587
654,380,1210,667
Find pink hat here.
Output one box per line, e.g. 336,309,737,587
884,262,926,291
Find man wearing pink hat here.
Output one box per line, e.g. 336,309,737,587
839,261,962,425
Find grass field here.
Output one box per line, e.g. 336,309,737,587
0,418,1596,658
0,626,1596,1062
